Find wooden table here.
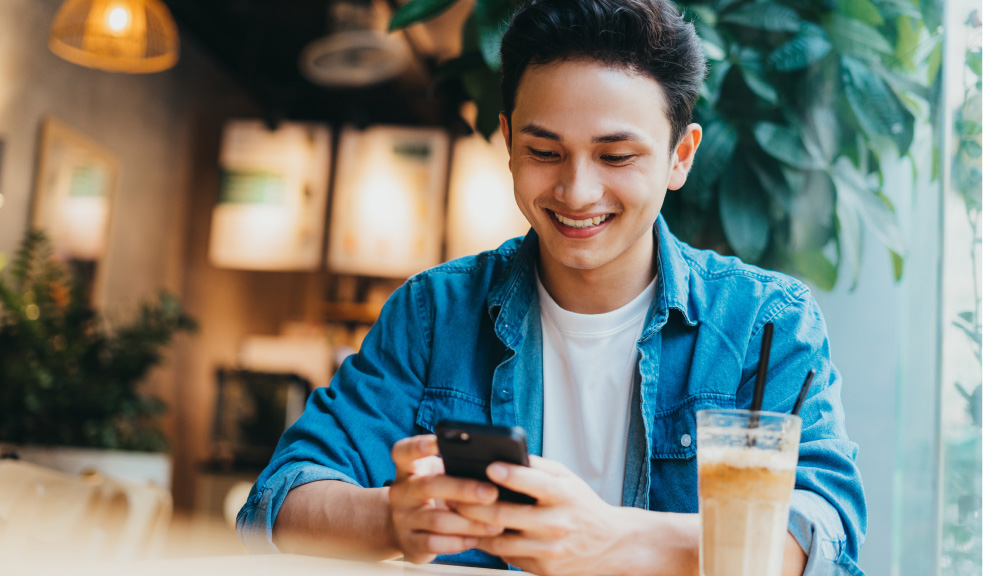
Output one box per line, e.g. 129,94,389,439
28,554,510,576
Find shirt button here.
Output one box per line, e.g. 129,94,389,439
501,389,510,398
680,433,692,448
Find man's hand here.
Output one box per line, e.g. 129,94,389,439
454,456,633,575
388,435,504,563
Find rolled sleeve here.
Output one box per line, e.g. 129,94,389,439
743,289,868,574
235,278,433,552
790,490,865,576
236,462,362,552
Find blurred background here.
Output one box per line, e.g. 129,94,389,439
0,0,979,574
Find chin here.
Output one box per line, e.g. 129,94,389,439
551,251,609,271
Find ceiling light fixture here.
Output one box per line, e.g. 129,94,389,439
49,0,179,74
299,0,406,88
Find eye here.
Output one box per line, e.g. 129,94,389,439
601,154,635,165
528,148,560,160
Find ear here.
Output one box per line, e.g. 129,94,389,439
667,123,702,191
499,112,513,169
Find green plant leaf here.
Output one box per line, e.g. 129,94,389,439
840,0,884,26
701,60,732,106
719,157,770,262
835,187,864,289
824,13,892,60
964,140,983,158
461,63,505,139
841,56,916,154
721,3,801,32
953,320,983,347
747,155,792,210
475,0,508,71
873,0,923,20
696,21,727,61
685,4,718,27
753,122,824,169
927,41,943,86
968,48,983,77
877,65,932,103
687,119,738,196
789,170,836,251
793,250,838,291
890,250,904,281
739,66,779,104
769,23,833,71
389,0,460,30
831,156,906,256
895,16,920,71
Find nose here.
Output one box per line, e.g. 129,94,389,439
554,156,603,208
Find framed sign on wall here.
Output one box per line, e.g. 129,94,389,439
326,125,449,278
208,119,332,271
32,117,118,303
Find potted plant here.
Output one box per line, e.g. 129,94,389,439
0,229,196,486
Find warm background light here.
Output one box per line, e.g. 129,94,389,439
327,125,449,278
49,0,179,73
446,130,529,260
208,120,331,271
106,5,132,35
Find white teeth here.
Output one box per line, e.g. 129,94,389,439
554,212,609,228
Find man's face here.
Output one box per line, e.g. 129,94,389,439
501,59,699,278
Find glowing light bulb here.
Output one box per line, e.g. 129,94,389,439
106,5,131,34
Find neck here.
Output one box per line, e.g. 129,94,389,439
538,233,657,315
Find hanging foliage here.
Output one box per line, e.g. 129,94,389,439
391,0,942,290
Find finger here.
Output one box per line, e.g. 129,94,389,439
486,462,567,505
406,531,479,557
408,508,505,537
455,501,541,533
399,474,499,507
392,436,438,480
476,532,562,560
528,455,574,476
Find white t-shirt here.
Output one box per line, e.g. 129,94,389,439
537,274,656,506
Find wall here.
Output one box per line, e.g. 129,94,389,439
0,0,258,509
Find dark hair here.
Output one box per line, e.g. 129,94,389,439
500,0,706,148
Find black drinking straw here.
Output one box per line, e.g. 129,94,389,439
791,369,816,416
747,322,775,444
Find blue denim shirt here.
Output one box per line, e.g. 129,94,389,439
238,216,867,575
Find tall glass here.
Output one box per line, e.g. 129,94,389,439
697,409,801,576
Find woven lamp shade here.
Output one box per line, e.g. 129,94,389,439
49,0,179,73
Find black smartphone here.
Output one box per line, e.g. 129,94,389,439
435,420,537,505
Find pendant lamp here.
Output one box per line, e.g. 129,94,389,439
49,0,179,73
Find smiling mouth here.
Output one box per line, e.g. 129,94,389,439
551,211,612,229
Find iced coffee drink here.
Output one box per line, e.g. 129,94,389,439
697,409,801,576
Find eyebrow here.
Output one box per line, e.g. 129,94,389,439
518,123,645,144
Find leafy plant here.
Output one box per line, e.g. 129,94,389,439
0,230,197,452
941,9,982,575
390,0,942,290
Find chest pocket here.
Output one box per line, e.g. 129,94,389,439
415,387,491,433
648,392,734,512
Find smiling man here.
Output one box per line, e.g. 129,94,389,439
237,1,867,575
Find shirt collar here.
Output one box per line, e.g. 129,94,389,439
487,229,540,348
488,215,698,346
645,215,698,339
